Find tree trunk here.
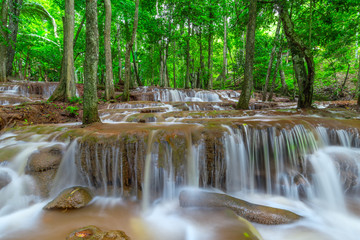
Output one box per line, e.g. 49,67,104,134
6,0,23,77
0,0,9,82
122,0,139,101
268,44,283,101
164,41,170,87
222,15,227,89
207,8,214,89
83,0,100,125
279,53,288,95
74,14,86,48
104,0,115,100
49,0,76,102
132,48,141,87
173,40,176,88
198,27,204,89
340,63,350,96
116,23,122,83
159,41,164,87
356,56,360,104
262,17,281,101
279,2,315,108
185,17,191,89
236,0,257,110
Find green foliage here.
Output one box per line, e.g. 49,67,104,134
66,106,79,116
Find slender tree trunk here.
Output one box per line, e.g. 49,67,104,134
185,16,191,89
164,41,170,87
279,2,315,108
0,0,9,82
83,0,100,125
6,0,23,77
207,8,213,89
104,0,115,100
199,26,205,89
159,41,164,87
116,23,122,83
122,0,139,101
279,49,288,95
132,48,141,86
222,15,227,89
268,44,283,101
262,17,281,101
173,40,176,88
340,63,350,95
236,0,257,110
74,14,86,48
49,0,76,101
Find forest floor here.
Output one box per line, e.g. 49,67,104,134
0,81,359,131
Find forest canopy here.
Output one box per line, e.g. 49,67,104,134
0,0,359,107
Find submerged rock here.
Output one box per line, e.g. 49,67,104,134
179,190,302,225
0,170,11,190
44,186,93,210
66,225,130,240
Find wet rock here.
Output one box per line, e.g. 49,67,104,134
179,190,302,225
0,171,11,190
27,144,64,172
26,144,65,198
331,152,359,192
66,225,130,240
44,186,93,210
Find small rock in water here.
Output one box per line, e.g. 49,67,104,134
0,170,11,190
66,225,131,240
44,186,93,210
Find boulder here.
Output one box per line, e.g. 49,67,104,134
179,190,302,225
66,225,130,240
26,144,64,197
27,144,64,172
0,170,11,190
44,186,93,210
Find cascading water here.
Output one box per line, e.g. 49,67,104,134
0,117,359,239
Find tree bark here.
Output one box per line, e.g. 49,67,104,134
122,0,139,101
104,0,115,100
116,23,122,83
222,15,227,89
262,17,281,101
83,0,100,125
268,44,283,101
131,48,141,86
207,8,214,89
199,26,205,89
279,2,315,108
356,56,360,105
185,16,191,89
0,0,9,82
340,63,350,96
236,0,257,110
74,14,85,48
6,0,23,77
173,40,176,88
49,0,76,102
279,50,288,95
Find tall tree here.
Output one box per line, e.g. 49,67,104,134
222,14,227,89
122,0,139,101
236,0,257,110
279,1,315,108
104,0,115,100
262,17,281,101
6,0,23,77
0,0,9,82
207,5,214,89
83,0,100,125
49,0,76,101
185,14,191,89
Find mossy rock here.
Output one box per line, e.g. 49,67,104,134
179,190,302,225
44,186,93,210
66,225,130,240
